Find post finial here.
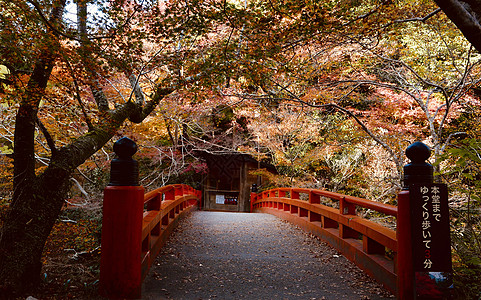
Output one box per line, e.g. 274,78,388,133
113,137,138,159
405,141,431,163
109,137,139,186
403,141,433,188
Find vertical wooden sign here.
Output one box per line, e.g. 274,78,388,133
410,184,453,298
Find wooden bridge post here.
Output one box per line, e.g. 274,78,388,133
397,188,413,300
397,142,434,300
250,184,258,212
99,137,144,299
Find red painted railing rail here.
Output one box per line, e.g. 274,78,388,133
100,183,201,299
141,184,201,279
251,187,398,294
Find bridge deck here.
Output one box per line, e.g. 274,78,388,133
142,211,394,299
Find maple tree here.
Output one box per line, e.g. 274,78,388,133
0,0,232,294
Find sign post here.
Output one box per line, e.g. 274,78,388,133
410,183,453,298
398,142,453,299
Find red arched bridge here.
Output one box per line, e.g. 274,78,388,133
98,139,452,300
98,184,412,299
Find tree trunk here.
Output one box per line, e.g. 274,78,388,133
0,96,170,297
0,126,119,296
0,0,172,292
0,169,71,296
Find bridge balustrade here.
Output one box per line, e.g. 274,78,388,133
100,183,200,299
141,184,201,279
251,187,398,293
100,138,447,299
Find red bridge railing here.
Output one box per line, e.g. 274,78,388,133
141,184,201,278
99,183,201,299
99,138,447,299
251,188,398,293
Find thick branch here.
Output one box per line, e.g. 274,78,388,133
50,102,136,172
77,1,109,112
26,0,77,40
90,83,110,112
13,0,66,201
128,73,145,106
49,83,173,173
434,0,481,53
25,0,145,42
128,84,173,123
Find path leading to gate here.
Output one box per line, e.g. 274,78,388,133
142,211,394,300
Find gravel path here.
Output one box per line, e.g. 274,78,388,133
142,211,395,300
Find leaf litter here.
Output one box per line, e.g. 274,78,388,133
142,211,395,299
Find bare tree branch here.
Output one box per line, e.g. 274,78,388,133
63,56,94,131
391,8,442,24
35,116,58,156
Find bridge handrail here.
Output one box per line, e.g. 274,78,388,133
258,187,397,216
141,184,200,279
100,183,201,299
143,184,200,208
251,187,397,293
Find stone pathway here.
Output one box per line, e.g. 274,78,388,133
142,211,394,299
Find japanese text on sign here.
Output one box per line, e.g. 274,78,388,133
419,185,443,269
410,184,451,272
